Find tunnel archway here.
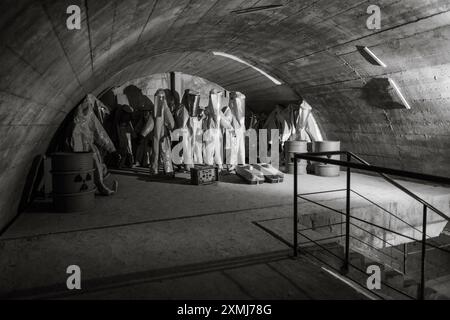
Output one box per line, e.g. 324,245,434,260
1,0,450,231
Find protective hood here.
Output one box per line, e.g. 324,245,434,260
263,105,291,143
207,89,223,127
220,106,233,130
74,95,95,125
153,89,175,132
154,89,168,118
283,100,312,138
230,91,246,129
182,89,201,117
174,104,189,129
221,91,230,108
70,94,115,153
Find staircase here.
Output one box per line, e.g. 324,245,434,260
300,236,450,300
293,150,450,300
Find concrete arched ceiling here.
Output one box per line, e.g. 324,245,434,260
1,0,450,228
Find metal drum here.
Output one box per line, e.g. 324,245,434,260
51,152,95,212
51,152,94,172
284,140,308,175
52,170,94,194
313,141,341,177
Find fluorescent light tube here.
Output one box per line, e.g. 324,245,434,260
362,46,387,68
388,78,411,109
212,51,282,85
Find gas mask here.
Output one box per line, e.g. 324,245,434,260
230,92,246,127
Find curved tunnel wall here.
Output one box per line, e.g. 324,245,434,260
1,0,450,229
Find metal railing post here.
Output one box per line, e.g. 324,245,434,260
294,157,298,257
420,205,427,300
343,153,351,273
403,243,408,275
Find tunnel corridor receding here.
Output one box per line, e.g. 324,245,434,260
1,0,450,232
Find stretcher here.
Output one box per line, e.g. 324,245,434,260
252,163,284,183
235,165,265,185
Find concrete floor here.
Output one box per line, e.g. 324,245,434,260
0,170,449,299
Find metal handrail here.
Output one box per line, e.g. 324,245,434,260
297,229,415,300
297,219,406,272
296,151,450,223
293,150,450,300
348,152,450,224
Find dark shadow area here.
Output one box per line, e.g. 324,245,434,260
109,169,191,185
17,155,45,214
362,78,408,109
123,85,154,111
99,89,116,109
8,201,291,242
46,99,82,153
110,168,249,185
0,249,290,299
23,199,56,214
219,173,247,185
137,175,191,185
98,89,118,152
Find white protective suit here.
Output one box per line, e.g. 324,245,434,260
221,105,234,166
229,92,246,165
191,109,204,165
282,100,313,142
174,91,193,170
203,90,224,167
68,94,118,195
185,90,203,166
150,89,175,175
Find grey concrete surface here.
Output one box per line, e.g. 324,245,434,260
0,171,449,299
63,258,367,300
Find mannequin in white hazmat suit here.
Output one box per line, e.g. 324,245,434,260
229,92,246,166
67,94,118,195
282,98,313,142
189,94,204,165
221,104,234,168
203,89,225,168
150,89,175,175
184,90,204,166
173,90,198,170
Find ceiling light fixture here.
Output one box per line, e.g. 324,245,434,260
361,46,387,67
212,51,282,85
388,78,411,109
231,4,284,15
